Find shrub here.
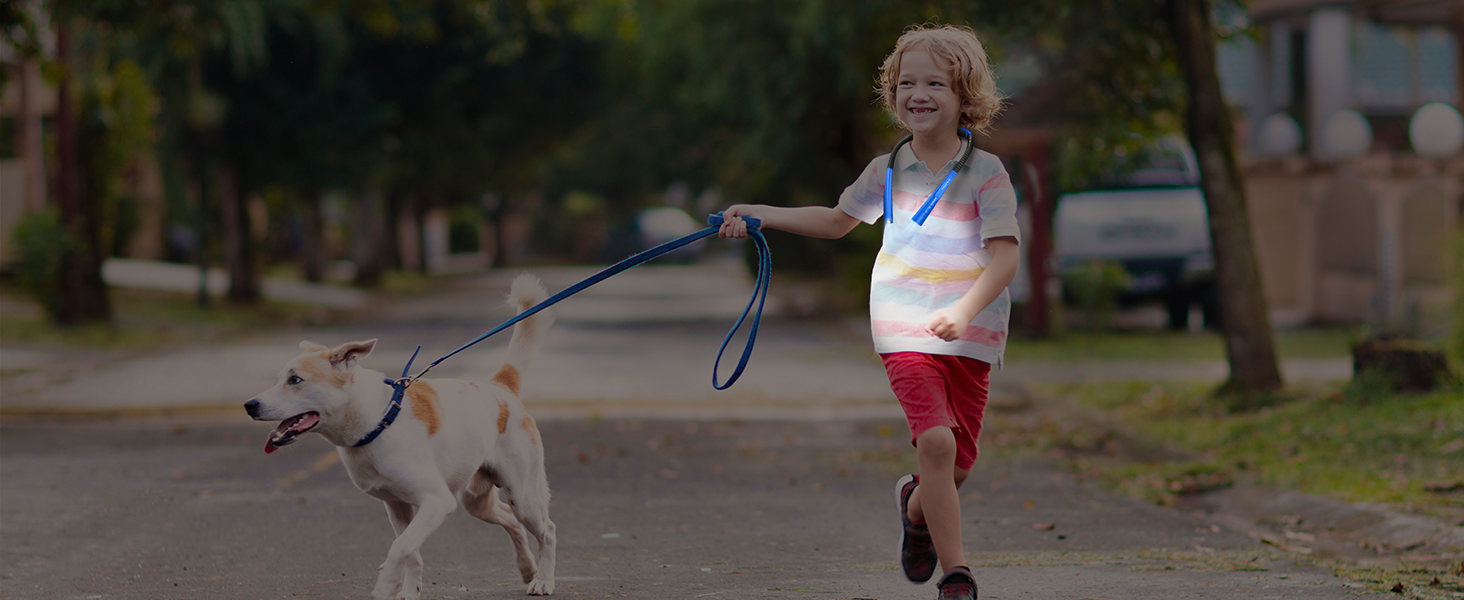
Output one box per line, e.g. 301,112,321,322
7,209,73,320
1063,259,1131,331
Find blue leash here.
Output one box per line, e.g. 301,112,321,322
354,212,770,447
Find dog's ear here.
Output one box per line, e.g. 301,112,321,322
299,341,329,353
329,339,377,371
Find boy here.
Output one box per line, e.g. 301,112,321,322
717,24,1017,600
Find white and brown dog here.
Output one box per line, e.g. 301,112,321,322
245,274,557,599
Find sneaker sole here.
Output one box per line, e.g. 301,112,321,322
894,474,925,584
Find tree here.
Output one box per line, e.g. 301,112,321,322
1164,0,1281,391
52,18,113,324
983,0,1283,392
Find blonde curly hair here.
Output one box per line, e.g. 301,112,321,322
878,24,1004,134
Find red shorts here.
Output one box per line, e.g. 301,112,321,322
881,352,991,471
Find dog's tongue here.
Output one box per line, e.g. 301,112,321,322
264,412,321,454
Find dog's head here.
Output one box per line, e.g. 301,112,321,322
244,339,376,454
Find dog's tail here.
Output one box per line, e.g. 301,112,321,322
500,273,554,378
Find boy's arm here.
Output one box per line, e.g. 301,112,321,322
718,204,861,240
926,237,1020,342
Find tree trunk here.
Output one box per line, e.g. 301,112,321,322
220,164,259,304
1023,141,1055,337
19,59,46,212
301,192,327,283
487,195,510,269
53,21,112,325
383,191,403,271
352,187,385,288
412,197,431,274
1166,0,1282,391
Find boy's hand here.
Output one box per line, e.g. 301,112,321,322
925,306,973,342
718,205,756,239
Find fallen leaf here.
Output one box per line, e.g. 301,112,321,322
1439,440,1464,454
1032,523,1056,531
659,469,680,479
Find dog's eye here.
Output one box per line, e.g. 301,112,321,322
287,375,303,385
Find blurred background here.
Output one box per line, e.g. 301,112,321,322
0,0,1459,347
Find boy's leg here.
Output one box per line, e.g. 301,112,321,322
905,461,969,524
907,426,967,571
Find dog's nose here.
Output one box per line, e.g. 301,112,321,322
244,399,262,418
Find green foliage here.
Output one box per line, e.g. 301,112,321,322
1209,384,1290,413
973,1,1188,192
1046,380,1464,515
1452,231,1464,367
76,53,157,258
1342,370,1400,405
448,204,483,254
0,0,43,90
1062,259,1131,331
6,210,73,320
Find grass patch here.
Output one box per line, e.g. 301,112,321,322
1326,561,1464,600
0,284,337,351
1040,380,1464,518
1005,327,1361,362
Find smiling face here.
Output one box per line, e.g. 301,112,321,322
894,48,963,139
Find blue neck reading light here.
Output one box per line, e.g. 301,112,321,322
883,127,975,225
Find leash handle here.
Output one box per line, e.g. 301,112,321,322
708,211,761,230
709,220,770,390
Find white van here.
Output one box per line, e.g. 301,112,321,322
1053,138,1218,329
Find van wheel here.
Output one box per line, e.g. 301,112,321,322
1165,290,1190,330
1199,285,1221,329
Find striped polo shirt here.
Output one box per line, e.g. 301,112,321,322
837,138,1021,365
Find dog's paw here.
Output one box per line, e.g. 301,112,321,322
526,577,555,596
371,570,403,600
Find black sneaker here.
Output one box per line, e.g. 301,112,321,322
935,566,977,600
896,474,937,583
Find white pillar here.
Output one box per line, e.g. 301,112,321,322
1307,9,1352,162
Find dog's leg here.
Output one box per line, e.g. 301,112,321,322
463,481,537,583
373,492,454,600
498,459,556,595
383,501,425,600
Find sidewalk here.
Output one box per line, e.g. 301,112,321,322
0,260,1352,418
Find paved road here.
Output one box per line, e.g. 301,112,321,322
1,414,1369,600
